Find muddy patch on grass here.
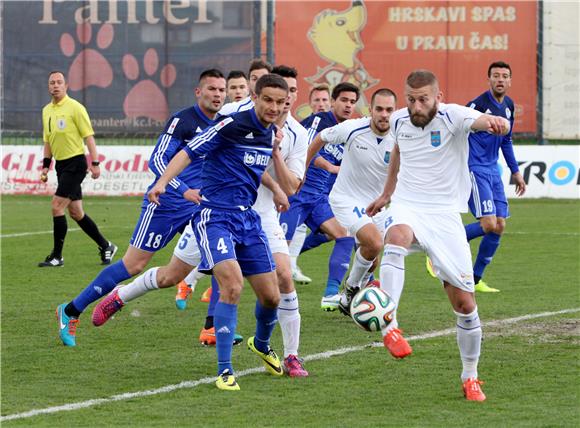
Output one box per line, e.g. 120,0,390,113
485,318,580,345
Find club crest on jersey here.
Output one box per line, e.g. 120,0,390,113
57,118,66,130
430,130,441,147
505,108,511,119
243,151,269,167
384,151,390,164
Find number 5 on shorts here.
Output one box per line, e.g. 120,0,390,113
217,237,228,254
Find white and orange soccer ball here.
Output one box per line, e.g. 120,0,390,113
350,287,396,332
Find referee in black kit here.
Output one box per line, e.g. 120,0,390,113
39,71,117,267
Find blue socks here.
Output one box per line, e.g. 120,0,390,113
474,232,501,279
207,276,220,317
326,237,355,293
324,279,341,297
215,301,238,375
253,301,278,354
70,260,131,314
465,222,485,241
301,231,330,253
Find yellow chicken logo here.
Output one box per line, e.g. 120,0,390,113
297,0,378,118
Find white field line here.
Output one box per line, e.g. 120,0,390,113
2,229,578,239
1,226,133,238
2,308,579,423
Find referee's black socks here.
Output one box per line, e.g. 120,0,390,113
52,215,67,258
76,214,109,249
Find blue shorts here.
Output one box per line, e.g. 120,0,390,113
192,206,276,276
468,170,509,219
130,197,195,252
279,191,335,240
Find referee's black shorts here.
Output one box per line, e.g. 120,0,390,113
55,154,87,201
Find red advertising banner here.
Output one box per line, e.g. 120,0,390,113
276,0,537,133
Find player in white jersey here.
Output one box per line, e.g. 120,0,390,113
253,65,309,376
366,70,510,402
304,89,409,358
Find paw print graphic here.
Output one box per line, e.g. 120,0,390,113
60,23,114,91
122,49,177,122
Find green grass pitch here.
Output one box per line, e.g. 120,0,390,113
1,195,578,426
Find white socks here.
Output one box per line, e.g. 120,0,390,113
278,291,301,358
379,244,408,333
288,224,307,270
183,266,206,291
346,248,374,288
455,307,482,381
118,267,159,303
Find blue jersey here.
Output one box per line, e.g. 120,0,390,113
146,104,214,206
467,91,518,174
300,111,344,195
184,108,275,210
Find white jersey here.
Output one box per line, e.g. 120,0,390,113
389,103,482,213
218,96,254,116
322,117,394,204
253,113,308,214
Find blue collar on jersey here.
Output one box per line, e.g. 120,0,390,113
249,107,271,132
193,104,214,125
325,111,339,126
485,90,507,109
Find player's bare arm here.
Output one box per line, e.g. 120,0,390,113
148,150,192,205
261,171,290,212
367,144,400,216
183,188,202,204
512,171,527,196
472,114,510,136
313,156,339,174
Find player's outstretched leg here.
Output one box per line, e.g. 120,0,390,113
56,260,131,345
379,244,412,358
92,267,160,326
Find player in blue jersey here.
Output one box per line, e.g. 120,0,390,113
55,69,227,347
464,61,526,292
148,74,289,391
173,59,273,310
279,82,359,311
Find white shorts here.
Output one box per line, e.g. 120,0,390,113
330,194,389,241
259,209,289,255
173,221,202,267
384,204,475,292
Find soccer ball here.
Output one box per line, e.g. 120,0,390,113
350,287,396,332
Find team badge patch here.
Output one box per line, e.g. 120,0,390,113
430,130,441,147
243,151,257,166
505,107,511,119
57,118,66,130
384,151,390,164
